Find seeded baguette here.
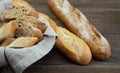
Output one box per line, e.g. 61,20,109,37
46,0,111,60
0,20,16,42
56,27,92,65
8,37,38,48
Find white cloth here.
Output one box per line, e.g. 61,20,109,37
0,0,57,73
0,0,13,20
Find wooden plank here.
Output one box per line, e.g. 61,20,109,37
24,65,120,73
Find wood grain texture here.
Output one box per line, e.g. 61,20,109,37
20,0,120,73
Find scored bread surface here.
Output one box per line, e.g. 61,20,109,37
46,0,111,60
8,37,38,48
56,27,92,65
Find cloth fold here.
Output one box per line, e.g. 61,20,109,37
0,0,57,73
5,36,56,73
0,47,7,67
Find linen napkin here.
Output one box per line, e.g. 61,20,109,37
0,0,57,73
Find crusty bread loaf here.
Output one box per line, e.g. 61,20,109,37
0,38,15,47
15,18,43,41
2,6,38,21
46,0,111,60
56,26,92,65
0,20,16,42
38,12,92,65
16,16,47,33
8,37,38,48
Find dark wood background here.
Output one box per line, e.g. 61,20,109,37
23,0,120,73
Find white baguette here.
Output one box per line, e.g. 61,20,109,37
56,26,92,65
46,0,111,60
8,37,38,48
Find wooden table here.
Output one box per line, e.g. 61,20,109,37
24,0,120,73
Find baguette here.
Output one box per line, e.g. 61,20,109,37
11,0,92,64
0,20,16,42
38,12,92,65
0,38,15,47
56,26,92,65
46,0,111,60
8,37,38,48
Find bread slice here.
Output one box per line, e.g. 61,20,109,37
15,19,43,41
46,0,111,60
2,6,38,21
0,38,15,47
16,16,47,33
8,37,38,48
12,0,39,18
55,27,92,65
0,20,16,42
12,0,56,32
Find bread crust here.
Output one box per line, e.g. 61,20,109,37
0,38,15,47
0,20,16,42
56,27,92,65
8,37,38,48
32,27,43,41
39,12,57,31
46,0,111,60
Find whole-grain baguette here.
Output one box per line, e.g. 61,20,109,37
0,38,15,47
46,0,111,60
56,26,92,65
0,20,16,42
8,37,38,48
